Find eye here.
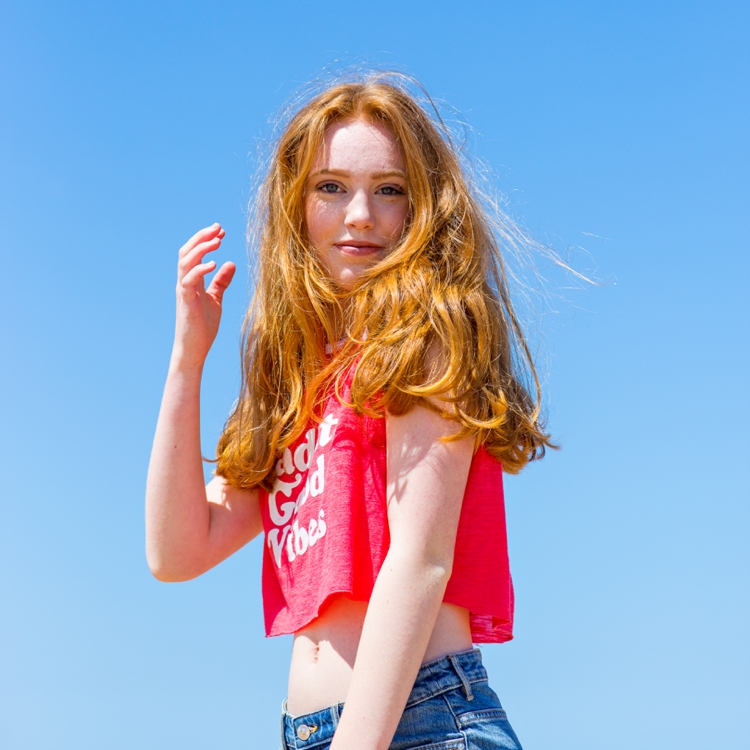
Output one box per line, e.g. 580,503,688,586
378,185,405,196
317,182,342,194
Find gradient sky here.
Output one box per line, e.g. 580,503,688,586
1,1,748,748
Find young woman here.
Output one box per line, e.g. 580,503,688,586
146,73,551,750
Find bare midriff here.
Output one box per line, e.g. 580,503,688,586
285,594,473,715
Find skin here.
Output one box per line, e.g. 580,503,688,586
304,118,409,291
146,118,474,750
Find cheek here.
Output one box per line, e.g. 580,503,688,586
384,203,409,239
305,198,338,246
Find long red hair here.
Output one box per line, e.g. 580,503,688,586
216,74,554,490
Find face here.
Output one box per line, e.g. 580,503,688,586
304,118,409,291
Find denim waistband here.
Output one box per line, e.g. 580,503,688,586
404,647,487,707
281,648,488,749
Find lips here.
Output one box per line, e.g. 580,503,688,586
334,240,385,257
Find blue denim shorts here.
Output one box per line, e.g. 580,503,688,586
280,648,523,750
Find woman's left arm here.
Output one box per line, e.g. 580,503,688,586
329,401,473,750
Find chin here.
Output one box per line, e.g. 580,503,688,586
335,279,358,293
332,270,365,292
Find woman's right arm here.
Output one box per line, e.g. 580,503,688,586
145,223,263,582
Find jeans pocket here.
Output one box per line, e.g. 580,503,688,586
454,706,508,729
456,710,522,750
400,741,465,750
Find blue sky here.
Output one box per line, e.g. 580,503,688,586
1,1,748,748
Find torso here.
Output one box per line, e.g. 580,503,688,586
286,594,473,715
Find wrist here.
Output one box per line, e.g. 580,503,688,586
168,347,206,379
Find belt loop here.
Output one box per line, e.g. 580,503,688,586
448,653,474,701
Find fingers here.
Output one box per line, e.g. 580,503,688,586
181,259,217,289
206,261,236,302
178,224,229,291
179,223,223,259
179,236,222,282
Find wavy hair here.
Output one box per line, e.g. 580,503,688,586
216,72,555,490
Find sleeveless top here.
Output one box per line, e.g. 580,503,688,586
259,373,515,644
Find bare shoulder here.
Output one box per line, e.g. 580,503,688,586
385,372,473,563
385,407,472,564
386,337,469,455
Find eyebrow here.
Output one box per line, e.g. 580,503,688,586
308,168,407,180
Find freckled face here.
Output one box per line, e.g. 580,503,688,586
304,118,409,291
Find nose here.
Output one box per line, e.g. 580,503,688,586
344,189,374,231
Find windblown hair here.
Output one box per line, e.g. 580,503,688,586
216,72,554,491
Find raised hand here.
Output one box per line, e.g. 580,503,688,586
173,223,236,369
147,222,261,584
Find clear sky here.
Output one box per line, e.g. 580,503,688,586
1,1,748,748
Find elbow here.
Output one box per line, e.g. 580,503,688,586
148,562,199,583
418,542,455,583
389,545,454,587
148,562,180,583
430,556,454,585
146,548,203,583
415,556,454,598
146,552,178,582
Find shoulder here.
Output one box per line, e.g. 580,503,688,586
418,337,463,417
384,401,473,561
385,339,473,513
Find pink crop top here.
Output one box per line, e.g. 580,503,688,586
259,374,515,644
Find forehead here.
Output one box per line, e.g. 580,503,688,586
310,118,405,173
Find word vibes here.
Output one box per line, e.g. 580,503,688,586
266,414,339,567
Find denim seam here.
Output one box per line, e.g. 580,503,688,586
405,677,488,709
301,739,330,750
441,689,467,750
405,683,457,709
419,646,481,670
280,699,288,750
456,708,508,728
